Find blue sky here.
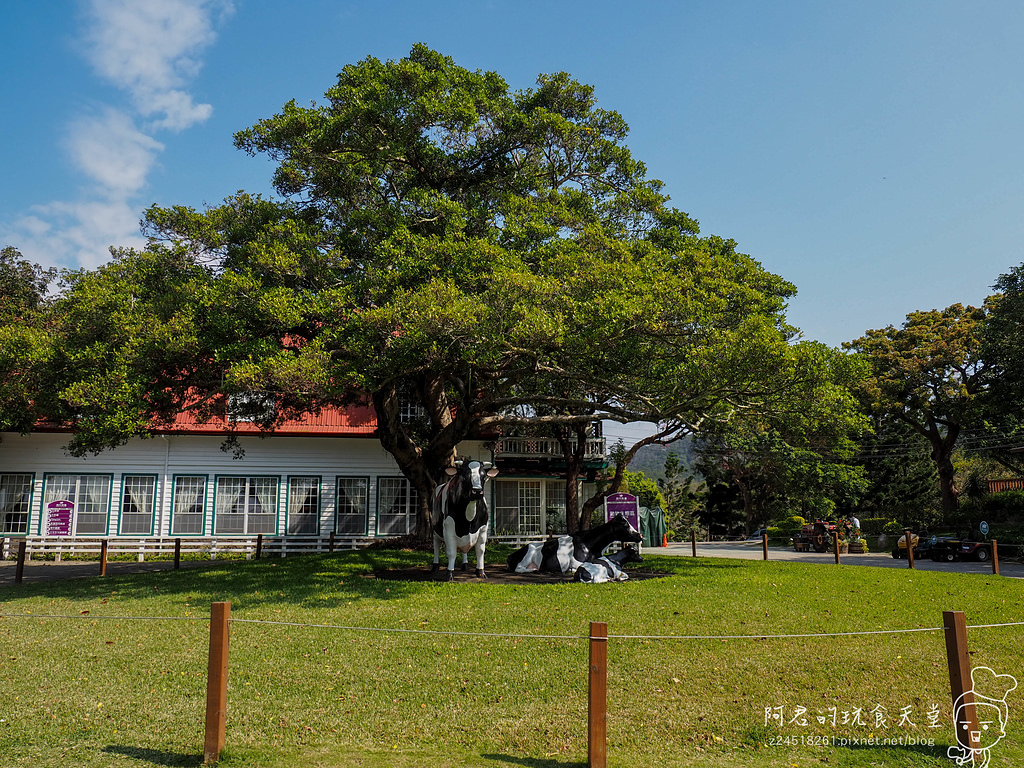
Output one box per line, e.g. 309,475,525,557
3,0,1024,379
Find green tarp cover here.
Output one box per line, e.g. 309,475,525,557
639,506,667,547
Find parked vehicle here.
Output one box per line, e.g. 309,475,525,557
928,531,991,562
891,530,933,560
793,520,837,553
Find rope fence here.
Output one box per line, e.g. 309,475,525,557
1,606,1020,766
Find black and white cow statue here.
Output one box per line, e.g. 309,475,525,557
431,459,499,581
574,545,643,583
506,514,643,575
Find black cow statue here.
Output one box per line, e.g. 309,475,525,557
506,513,643,574
574,545,643,583
430,459,498,580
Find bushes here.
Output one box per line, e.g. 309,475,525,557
858,518,891,536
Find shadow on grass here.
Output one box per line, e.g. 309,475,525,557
102,745,202,766
0,546,736,611
480,754,585,768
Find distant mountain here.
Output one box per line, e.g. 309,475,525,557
624,438,695,482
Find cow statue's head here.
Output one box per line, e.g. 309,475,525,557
445,459,499,500
609,513,643,544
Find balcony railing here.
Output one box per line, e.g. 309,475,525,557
496,436,606,461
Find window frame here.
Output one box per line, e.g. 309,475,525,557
213,475,280,536
285,475,321,536
375,476,419,537
334,476,369,536
118,474,157,536
0,472,35,536
170,474,209,537
39,473,113,536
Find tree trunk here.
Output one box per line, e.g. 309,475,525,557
931,438,960,520
577,426,682,532
555,422,589,534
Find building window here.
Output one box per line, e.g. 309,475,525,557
545,481,568,535
376,477,418,536
0,474,32,535
336,477,368,534
494,479,543,535
171,476,207,535
215,476,279,535
120,476,156,535
287,477,320,535
42,474,111,535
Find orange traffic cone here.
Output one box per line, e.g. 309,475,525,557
662,533,668,547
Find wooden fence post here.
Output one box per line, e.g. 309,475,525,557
904,529,915,569
991,539,1000,576
588,621,608,768
329,531,336,553
255,534,263,560
99,540,108,576
204,601,231,764
943,610,979,752
762,532,769,560
174,538,182,570
833,532,840,565
15,540,26,584
691,529,697,558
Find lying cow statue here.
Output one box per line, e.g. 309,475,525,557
574,545,643,583
506,513,643,575
430,459,498,581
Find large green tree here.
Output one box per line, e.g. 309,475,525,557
0,248,57,433
16,47,821,538
692,341,869,532
977,262,1024,473
845,304,991,518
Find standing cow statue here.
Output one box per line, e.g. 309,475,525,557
506,514,643,575
431,459,499,581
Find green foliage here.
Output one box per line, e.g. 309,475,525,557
846,304,991,518
623,469,665,509
7,46,818,539
857,517,893,536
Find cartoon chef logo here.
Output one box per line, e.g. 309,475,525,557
948,666,1017,767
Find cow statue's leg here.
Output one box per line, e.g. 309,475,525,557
460,552,469,571
443,517,458,581
475,530,488,578
431,533,441,573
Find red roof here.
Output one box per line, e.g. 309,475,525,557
165,401,378,436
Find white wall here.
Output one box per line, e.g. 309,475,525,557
0,432,491,538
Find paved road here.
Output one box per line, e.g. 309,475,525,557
0,557,217,586
654,540,1024,578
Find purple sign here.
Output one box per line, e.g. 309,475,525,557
46,500,74,536
605,492,639,531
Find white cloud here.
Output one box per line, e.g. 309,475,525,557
3,0,231,270
83,0,232,131
67,108,165,197
4,200,147,270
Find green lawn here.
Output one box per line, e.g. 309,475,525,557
1,548,1022,767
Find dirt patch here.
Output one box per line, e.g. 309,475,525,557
365,564,669,584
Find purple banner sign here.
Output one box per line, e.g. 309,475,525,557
605,492,639,531
46,499,74,536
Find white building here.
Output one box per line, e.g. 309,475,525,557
0,404,606,545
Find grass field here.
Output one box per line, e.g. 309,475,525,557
1,547,1022,767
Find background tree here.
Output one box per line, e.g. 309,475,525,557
978,262,1024,473
0,247,57,433
850,415,940,526
691,341,868,532
846,304,991,519
13,47,826,539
